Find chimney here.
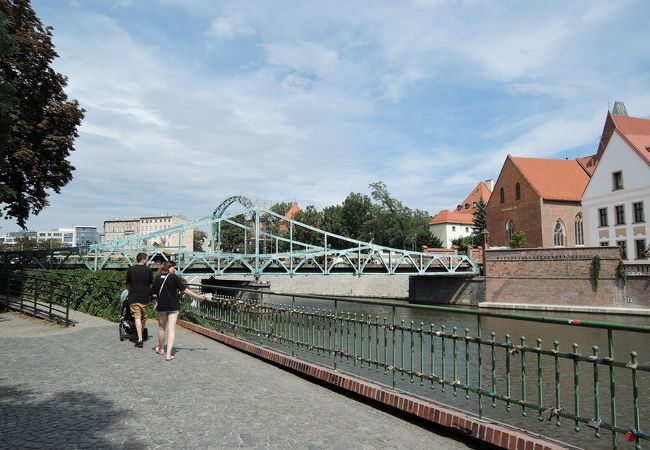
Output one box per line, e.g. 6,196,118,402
484,178,494,191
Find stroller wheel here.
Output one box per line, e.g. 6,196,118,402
119,325,126,341
143,327,148,341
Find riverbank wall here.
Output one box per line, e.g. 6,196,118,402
483,247,650,312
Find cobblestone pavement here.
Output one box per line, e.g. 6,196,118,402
0,310,476,449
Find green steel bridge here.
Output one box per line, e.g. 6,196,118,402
2,196,480,277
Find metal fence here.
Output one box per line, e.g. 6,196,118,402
0,271,74,326
187,283,649,450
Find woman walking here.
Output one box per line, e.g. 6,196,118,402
153,261,206,361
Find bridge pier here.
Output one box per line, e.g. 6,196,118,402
408,276,484,305
200,276,270,303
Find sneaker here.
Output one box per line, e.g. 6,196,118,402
135,340,143,348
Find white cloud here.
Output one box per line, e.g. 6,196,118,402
208,15,253,40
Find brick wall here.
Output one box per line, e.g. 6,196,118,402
484,247,650,308
486,158,543,247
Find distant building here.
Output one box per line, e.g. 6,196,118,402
103,215,192,251
582,102,649,261
429,180,492,248
0,230,37,245
486,156,591,248
36,226,99,246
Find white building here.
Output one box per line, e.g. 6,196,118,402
429,180,492,248
36,226,99,246
582,103,650,262
103,215,192,251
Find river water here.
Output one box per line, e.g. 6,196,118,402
260,294,650,450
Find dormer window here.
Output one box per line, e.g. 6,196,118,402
464,203,469,209
612,171,624,190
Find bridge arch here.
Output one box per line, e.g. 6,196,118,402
212,196,255,218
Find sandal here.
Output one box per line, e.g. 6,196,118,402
165,355,175,361
154,346,165,355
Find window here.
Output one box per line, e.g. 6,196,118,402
500,187,505,204
636,239,647,260
633,202,645,223
452,226,456,231
553,220,565,246
617,240,627,259
506,219,515,240
612,171,624,190
465,227,470,232
600,241,610,247
574,214,584,245
615,205,625,225
598,208,608,227
515,183,521,200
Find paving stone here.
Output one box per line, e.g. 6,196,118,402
0,310,472,449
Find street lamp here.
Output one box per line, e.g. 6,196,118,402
480,229,490,276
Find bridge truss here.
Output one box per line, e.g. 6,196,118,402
81,196,479,277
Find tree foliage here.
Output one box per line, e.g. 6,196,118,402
0,0,85,228
471,198,487,246
507,231,528,248
193,230,207,252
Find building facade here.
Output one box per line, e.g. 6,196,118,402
103,215,192,251
582,107,650,262
486,156,590,248
429,180,492,248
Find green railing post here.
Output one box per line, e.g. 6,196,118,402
629,352,641,450
477,316,483,418
608,329,618,450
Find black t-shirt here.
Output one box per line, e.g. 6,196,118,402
125,264,153,304
152,273,186,312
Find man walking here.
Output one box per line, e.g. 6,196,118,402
125,252,153,348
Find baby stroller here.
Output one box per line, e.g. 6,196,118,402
119,289,148,342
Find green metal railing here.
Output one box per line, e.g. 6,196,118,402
0,271,74,326
187,284,649,450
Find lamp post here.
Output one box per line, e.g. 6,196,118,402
480,229,490,277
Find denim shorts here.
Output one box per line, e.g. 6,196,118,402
156,310,179,317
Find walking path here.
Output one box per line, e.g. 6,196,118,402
0,310,475,449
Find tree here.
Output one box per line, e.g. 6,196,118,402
0,0,85,228
508,231,528,248
193,230,207,252
451,236,473,252
428,234,444,248
269,202,294,217
471,198,487,246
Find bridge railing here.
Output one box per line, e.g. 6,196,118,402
185,283,649,450
0,271,74,326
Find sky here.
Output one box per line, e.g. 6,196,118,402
4,0,650,232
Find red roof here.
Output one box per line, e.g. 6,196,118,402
429,209,474,225
509,156,590,201
611,115,650,166
429,180,491,225
283,203,301,220
459,180,492,208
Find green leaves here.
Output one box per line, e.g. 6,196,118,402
0,1,84,228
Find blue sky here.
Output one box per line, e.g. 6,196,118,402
5,0,650,232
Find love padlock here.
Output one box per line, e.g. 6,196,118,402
624,429,647,442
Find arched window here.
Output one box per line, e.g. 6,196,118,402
506,219,515,240
500,187,505,203
553,220,566,246
515,183,521,200
574,214,584,246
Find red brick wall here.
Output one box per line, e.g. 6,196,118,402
486,158,584,248
484,247,646,307
486,158,543,247
539,200,583,247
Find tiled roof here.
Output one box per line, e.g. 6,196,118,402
429,209,474,225
460,180,492,207
429,180,492,225
509,156,590,201
284,203,301,220
576,155,598,176
611,115,650,166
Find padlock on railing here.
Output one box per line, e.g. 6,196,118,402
624,429,647,442
587,417,601,430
